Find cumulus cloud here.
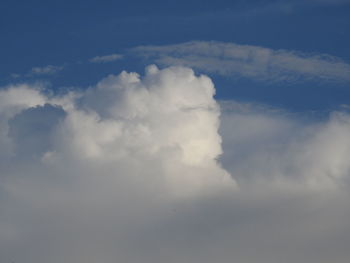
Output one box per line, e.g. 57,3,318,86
131,41,350,83
1,66,350,263
1,66,233,194
30,65,63,75
90,54,123,63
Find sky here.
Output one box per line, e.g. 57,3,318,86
1,1,350,263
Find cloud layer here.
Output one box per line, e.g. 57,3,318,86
132,41,350,83
1,66,350,263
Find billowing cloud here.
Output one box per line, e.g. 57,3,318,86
1,66,350,263
131,41,350,83
90,54,123,63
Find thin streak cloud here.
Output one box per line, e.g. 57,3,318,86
131,41,350,83
30,65,63,75
90,54,123,63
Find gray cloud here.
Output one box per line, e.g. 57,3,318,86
0,66,350,263
8,104,66,159
131,41,350,83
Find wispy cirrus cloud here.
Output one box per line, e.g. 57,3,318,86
131,41,350,83
9,65,63,80
310,0,350,5
30,65,64,75
89,53,123,63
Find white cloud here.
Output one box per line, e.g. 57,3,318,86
90,53,123,63
1,66,350,263
131,41,350,83
30,65,63,75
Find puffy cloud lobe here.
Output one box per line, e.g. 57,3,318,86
1,66,350,263
77,66,222,164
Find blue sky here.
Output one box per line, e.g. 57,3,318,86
2,0,350,111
